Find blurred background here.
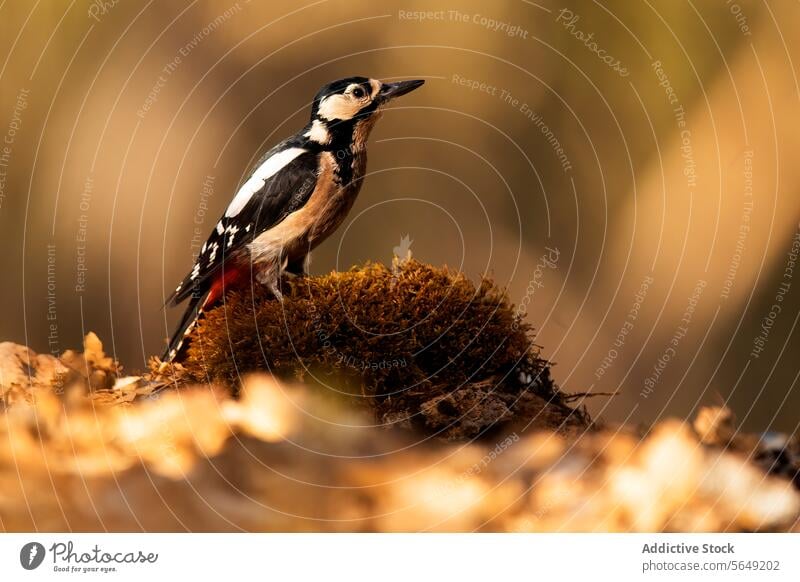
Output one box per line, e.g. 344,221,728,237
1,0,798,431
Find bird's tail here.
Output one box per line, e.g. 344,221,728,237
162,290,209,362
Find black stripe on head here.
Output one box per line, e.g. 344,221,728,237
311,76,371,116
311,77,377,122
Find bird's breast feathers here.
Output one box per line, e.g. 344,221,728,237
248,151,360,262
170,140,367,304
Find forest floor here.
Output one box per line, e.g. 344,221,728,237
1,263,798,532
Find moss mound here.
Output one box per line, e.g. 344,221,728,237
175,260,589,439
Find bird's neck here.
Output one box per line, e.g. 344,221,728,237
304,115,378,154
301,115,379,186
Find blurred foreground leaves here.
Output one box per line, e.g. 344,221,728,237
0,334,798,532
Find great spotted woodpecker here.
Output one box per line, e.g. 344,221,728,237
163,77,424,361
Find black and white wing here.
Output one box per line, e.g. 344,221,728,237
166,143,319,307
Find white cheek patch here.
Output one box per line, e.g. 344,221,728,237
369,79,381,98
317,94,359,121
225,147,306,217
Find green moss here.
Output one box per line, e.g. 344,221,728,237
178,260,588,439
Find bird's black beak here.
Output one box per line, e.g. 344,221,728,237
377,79,425,103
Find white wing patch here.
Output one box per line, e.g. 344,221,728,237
225,147,307,218
208,241,220,264
225,224,240,247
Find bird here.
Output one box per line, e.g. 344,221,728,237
162,76,424,361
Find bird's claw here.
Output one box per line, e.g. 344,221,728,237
268,281,284,302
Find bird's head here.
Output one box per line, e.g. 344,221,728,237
306,76,424,148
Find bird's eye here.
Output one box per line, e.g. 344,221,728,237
352,87,366,99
